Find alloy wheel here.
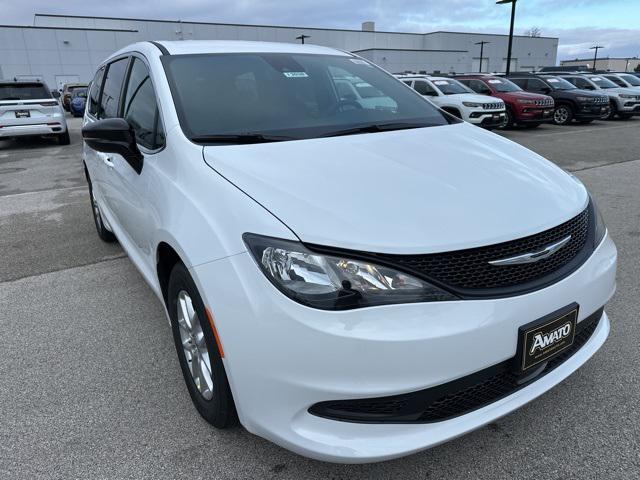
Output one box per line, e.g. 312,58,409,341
177,290,214,400
554,106,569,125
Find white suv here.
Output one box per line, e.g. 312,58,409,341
82,41,616,463
397,75,506,128
0,80,69,144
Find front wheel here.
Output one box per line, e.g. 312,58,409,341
89,184,117,243
168,262,237,428
553,105,573,125
602,101,617,120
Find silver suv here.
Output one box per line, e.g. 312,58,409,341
558,74,640,120
0,80,69,144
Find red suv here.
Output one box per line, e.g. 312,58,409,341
456,75,554,128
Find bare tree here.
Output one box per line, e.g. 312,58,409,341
524,27,542,37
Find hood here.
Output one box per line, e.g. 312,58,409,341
454,93,503,105
203,123,588,254
573,89,606,98
495,90,550,101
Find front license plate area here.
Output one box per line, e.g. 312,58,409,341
516,304,578,372
15,110,30,118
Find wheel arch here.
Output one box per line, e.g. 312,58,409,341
156,241,185,306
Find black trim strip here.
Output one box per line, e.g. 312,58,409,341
149,41,170,56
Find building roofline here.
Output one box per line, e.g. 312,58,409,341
0,23,137,32
33,13,557,39
561,57,639,62
353,48,468,53
425,30,558,40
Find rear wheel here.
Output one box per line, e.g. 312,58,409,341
57,130,70,145
553,105,573,125
168,262,238,428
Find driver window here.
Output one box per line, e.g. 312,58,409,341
413,80,436,96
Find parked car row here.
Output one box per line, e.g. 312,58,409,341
396,71,640,128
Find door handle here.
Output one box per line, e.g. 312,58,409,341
103,157,115,168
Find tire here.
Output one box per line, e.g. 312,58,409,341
500,108,514,128
88,181,117,242
553,104,573,125
57,130,70,145
168,262,238,429
603,101,617,120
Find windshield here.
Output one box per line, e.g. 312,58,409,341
162,53,450,141
0,83,51,100
544,77,576,90
72,88,88,98
588,76,618,89
431,79,471,95
619,74,640,86
486,78,521,92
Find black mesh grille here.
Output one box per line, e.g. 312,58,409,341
309,308,603,424
382,207,590,293
417,312,600,421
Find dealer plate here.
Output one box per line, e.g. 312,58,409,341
516,304,578,372
14,110,30,118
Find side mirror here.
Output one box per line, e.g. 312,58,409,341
426,90,439,97
82,118,144,174
585,85,595,90
52,91,61,98
541,87,552,94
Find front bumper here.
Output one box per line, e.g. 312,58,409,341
515,107,555,124
191,233,616,463
466,110,507,127
0,122,67,138
575,103,610,119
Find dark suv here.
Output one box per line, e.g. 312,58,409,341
507,74,609,125
455,75,554,128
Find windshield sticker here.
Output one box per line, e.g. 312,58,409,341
350,59,370,65
433,80,450,85
283,72,309,78
488,79,503,84
547,78,559,83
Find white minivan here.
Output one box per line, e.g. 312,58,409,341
82,41,616,463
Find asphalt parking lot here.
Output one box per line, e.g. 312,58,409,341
1,117,639,479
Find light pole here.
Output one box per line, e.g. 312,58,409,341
296,34,310,44
590,45,604,72
475,41,491,72
496,0,517,75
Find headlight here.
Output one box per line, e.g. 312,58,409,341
576,96,594,102
244,234,457,310
619,94,635,99
517,99,536,104
462,101,483,107
591,196,607,247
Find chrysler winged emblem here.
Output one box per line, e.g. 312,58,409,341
488,235,572,266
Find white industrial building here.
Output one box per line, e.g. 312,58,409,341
0,13,559,90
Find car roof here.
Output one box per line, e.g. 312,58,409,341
154,40,351,57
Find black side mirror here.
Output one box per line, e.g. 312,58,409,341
584,85,595,90
52,91,61,99
541,87,552,94
82,118,144,174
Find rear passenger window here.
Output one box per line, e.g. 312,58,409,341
98,57,129,119
122,58,164,150
88,67,105,116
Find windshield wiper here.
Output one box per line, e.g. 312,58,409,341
191,133,296,144
320,122,435,138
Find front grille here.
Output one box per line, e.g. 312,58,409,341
309,307,604,424
534,98,554,107
377,205,591,296
596,96,608,104
483,102,504,110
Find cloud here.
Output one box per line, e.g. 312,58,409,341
3,0,639,60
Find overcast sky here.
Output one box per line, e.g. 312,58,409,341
4,0,639,60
